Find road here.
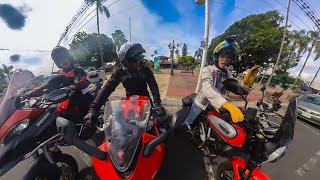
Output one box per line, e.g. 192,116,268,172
1,113,320,180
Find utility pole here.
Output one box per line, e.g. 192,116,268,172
309,65,320,87
195,0,210,93
170,40,175,75
129,18,132,43
294,41,316,85
266,0,291,87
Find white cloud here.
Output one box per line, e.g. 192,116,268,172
1,0,320,79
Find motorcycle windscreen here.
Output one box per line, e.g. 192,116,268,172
103,99,151,172
0,69,34,127
272,98,297,147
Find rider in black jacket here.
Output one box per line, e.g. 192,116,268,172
83,43,164,132
26,46,91,121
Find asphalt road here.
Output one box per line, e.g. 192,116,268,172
1,114,320,180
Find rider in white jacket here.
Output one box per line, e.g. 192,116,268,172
183,36,260,129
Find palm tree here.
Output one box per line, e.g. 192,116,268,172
1,64,13,81
85,0,110,68
290,29,307,58
307,32,320,87
294,30,320,85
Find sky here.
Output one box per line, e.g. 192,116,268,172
1,0,320,83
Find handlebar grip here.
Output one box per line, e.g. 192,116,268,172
73,136,107,160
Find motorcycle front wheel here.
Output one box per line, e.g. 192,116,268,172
216,161,234,180
23,154,78,180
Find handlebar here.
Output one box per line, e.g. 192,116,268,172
73,135,107,160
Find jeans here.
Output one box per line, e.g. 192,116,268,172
183,102,203,126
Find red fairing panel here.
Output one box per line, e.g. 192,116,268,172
231,157,271,180
0,109,45,139
92,133,165,180
206,111,246,148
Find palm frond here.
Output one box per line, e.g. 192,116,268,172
101,5,110,18
314,42,320,61
85,0,95,6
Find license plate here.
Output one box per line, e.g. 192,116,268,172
301,112,311,118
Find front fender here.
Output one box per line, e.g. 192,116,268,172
231,157,270,180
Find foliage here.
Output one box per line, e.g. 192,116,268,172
111,30,128,52
69,31,117,69
178,56,195,69
182,43,188,56
208,11,296,74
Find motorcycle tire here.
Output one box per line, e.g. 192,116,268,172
23,154,78,180
215,161,235,180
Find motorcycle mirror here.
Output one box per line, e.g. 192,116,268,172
222,78,243,96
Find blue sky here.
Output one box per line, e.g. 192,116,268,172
1,0,320,83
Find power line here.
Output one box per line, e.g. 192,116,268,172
293,0,320,30
85,4,143,32
63,0,124,46
75,0,121,31
272,0,313,30
0,48,51,53
57,2,92,45
257,0,303,30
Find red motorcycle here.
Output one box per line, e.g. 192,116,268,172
181,79,296,180
57,95,184,180
0,69,95,179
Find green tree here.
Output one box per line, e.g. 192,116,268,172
178,56,195,70
182,43,188,56
293,30,320,85
0,64,13,81
85,0,111,66
69,31,117,69
111,30,128,52
208,11,291,74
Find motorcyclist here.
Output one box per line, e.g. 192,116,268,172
25,46,91,120
83,43,165,135
183,35,260,130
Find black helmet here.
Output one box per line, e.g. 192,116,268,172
51,46,75,68
118,43,146,71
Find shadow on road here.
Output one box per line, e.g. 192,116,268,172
157,132,206,180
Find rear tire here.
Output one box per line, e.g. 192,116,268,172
215,161,234,180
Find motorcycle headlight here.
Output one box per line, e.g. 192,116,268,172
1,119,30,144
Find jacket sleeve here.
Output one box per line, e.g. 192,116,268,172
26,83,48,97
201,67,228,109
74,68,90,90
145,67,161,105
91,69,121,110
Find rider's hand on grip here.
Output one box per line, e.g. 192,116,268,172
222,102,244,123
81,109,99,140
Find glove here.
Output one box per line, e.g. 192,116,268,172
81,109,99,140
243,65,260,87
154,103,166,117
222,102,244,123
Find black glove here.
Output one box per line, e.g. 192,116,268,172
81,109,99,140
154,103,166,117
